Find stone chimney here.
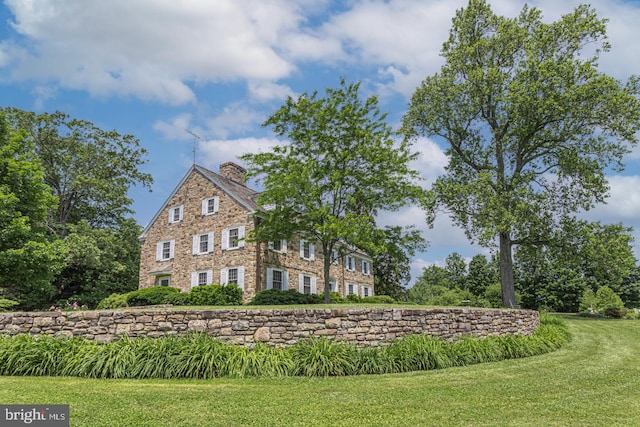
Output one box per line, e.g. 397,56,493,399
219,162,246,186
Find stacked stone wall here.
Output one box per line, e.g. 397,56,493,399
0,308,539,347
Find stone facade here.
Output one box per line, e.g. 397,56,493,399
0,308,540,347
139,164,375,301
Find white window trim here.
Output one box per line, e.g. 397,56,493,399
346,255,356,272
361,285,372,298
156,239,175,261
192,232,214,255
169,205,184,224
331,250,339,265
221,226,245,250
220,266,245,290
299,273,317,295
346,283,358,296
329,277,338,293
266,268,288,290
268,239,288,254
299,240,315,261
362,260,371,276
202,196,220,216
191,270,213,288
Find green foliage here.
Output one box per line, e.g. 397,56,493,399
242,78,428,303
96,293,129,310
189,284,243,306
0,316,569,379
125,287,180,306
250,289,323,305
0,298,19,312
579,285,626,317
0,111,67,310
402,0,640,307
362,295,395,304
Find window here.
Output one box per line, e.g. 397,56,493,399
362,286,371,298
268,239,287,253
300,240,315,261
346,255,356,271
267,268,288,290
222,226,245,250
220,266,245,290
299,274,316,295
346,283,358,296
169,205,183,223
192,232,214,255
190,270,213,288
157,276,171,287
155,240,175,261
331,250,339,265
329,277,337,292
202,196,219,215
362,260,371,276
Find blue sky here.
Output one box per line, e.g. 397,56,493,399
2,0,640,285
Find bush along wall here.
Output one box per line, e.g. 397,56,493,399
0,315,569,379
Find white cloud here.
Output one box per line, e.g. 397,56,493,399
205,104,265,139
153,113,194,140
248,81,295,103
2,0,300,104
582,175,640,223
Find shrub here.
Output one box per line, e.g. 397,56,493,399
96,294,129,310
163,291,191,306
189,284,243,306
0,298,19,312
126,286,180,306
329,292,346,303
579,286,625,316
346,294,362,303
250,289,322,305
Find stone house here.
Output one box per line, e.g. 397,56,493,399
138,162,375,300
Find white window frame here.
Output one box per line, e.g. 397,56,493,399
191,270,213,288
266,268,288,291
220,266,245,290
346,283,358,296
156,240,175,261
329,277,338,292
222,226,245,250
268,239,287,254
362,260,371,276
361,285,372,298
169,205,184,224
202,196,220,216
192,232,214,255
331,250,339,265
346,255,356,272
299,274,317,295
299,240,315,261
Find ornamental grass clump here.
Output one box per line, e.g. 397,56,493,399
0,316,570,379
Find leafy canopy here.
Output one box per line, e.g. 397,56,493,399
402,0,640,306
242,79,428,301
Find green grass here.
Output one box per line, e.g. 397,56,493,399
1,315,638,426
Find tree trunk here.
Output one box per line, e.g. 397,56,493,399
323,255,331,304
499,232,518,308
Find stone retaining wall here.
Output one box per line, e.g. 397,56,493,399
0,307,539,347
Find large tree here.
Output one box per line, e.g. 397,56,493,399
242,79,428,303
402,0,640,307
372,225,427,300
0,112,66,309
2,108,153,235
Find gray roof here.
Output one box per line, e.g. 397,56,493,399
140,164,259,238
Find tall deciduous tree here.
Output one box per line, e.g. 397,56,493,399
402,0,640,307
242,79,428,303
2,108,153,235
372,225,428,300
0,112,66,310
